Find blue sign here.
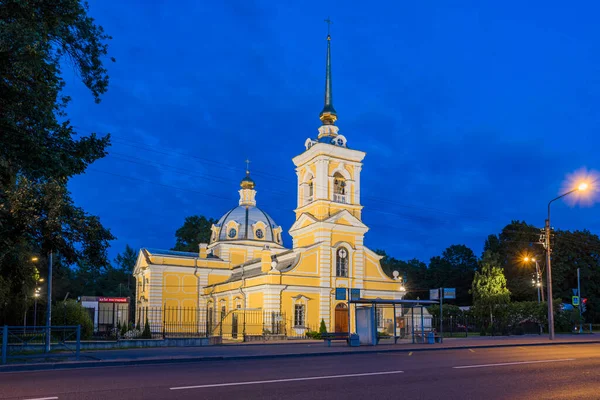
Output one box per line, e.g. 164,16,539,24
350,288,361,301
572,296,580,306
430,289,439,300
443,288,456,299
335,288,347,301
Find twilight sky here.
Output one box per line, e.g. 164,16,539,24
65,0,600,263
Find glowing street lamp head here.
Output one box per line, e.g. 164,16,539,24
578,182,589,191
524,257,530,262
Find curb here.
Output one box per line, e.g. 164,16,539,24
2,339,599,373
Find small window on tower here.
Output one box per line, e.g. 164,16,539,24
256,229,264,239
228,228,237,238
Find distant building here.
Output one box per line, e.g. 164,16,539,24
133,32,406,338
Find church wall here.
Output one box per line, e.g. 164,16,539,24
290,250,319,275
161,272,198,329
295,233,315,248
247,291,263,309
207,274,230,286
331,232,356,248
281,291,321,332
229,249,247,267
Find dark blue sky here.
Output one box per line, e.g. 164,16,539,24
66,0,600,263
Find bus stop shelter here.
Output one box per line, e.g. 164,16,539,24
348,298,439,345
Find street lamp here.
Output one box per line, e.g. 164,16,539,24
545,181,590,340
523,257,544,303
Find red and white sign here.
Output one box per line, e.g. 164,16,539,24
98,297,129,303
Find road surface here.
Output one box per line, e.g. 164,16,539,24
1,343,599,399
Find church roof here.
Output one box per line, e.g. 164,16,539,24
145,248,198,258
143,248,221,260
214,205,280,243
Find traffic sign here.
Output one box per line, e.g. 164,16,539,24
572,288,579,296
572,296,580,306
443,288,456,299
350,288,361,301
430,289,439,300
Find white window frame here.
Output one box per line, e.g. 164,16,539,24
294,304,306,328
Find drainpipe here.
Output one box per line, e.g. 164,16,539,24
278,269,288,335
193,258,200,335
239,263,246,338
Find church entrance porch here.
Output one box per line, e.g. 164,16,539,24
334,303,348,332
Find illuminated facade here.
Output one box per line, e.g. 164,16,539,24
133,33,405,337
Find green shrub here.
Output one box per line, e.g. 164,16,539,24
120,322,127,336
319,319,327,334
305,330,321,339
52,300,94,339
141,318,152,339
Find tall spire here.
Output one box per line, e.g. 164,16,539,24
319,18,337,125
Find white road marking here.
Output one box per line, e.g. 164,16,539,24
468,349,475,353
24,397,58,400
170,370,404,390
453,358,576,369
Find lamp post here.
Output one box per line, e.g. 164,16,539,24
545,182,589,340
523,257,543,303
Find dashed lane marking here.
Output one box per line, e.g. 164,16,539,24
23,397,58,400
453,358,576,369
170,370,405,390
408,352,413,356
468,349,475,353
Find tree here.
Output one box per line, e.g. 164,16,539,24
173,215,217,252
550,229,600,322
427,245,478,305
0,0,114,323
471,251,511,326
495,221,542,301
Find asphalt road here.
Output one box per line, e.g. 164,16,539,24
1,344,599,400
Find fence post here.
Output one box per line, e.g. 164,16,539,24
2,325,8,364
76,325,81,361
163,303,166,339
112,303,116,341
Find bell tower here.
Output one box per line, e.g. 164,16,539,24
292,29,365,223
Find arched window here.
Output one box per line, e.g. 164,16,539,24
336,247,349,277
304,175,314,205
333,172,347,203
333,173,346,195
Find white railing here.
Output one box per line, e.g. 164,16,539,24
333,194,347,204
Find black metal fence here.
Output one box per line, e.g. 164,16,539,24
129,307,288,340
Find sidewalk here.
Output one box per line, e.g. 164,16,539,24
2,334,598,372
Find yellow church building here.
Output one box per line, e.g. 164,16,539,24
133,32,405,339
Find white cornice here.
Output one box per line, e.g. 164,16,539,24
292,143,366,167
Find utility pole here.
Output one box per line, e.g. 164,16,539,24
535,260,544,302
577,268,582,334
45,250,52,353
545,218,555,340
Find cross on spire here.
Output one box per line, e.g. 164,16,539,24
324,17,333,37
245,159,251,174
319,17,337,125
